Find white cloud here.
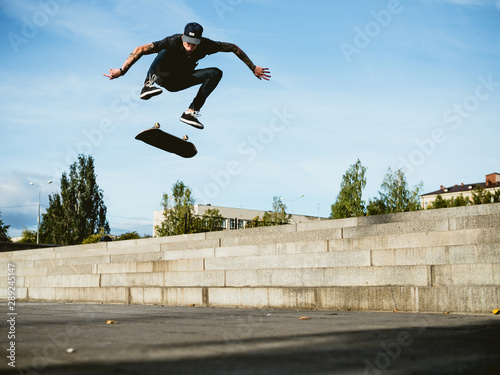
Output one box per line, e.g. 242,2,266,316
1,1,205,54
0,170,57,236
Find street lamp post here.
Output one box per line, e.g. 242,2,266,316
29,180,53,244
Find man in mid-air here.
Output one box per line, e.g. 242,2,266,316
104,22,271,129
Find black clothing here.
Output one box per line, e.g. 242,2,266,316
145,34,255,111
151,34,222,77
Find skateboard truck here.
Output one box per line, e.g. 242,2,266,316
136,126,197,158
154,122,188,141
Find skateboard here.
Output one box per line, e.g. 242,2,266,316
135,123,197,158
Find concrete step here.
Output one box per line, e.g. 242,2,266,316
215,227,499,258
372,243,500,266
8,243,500,284
206,203,500,238
217,217,500,248
1,208,498,264
5,228,499,278
1,203,498,315
205,250,371,271
343,213,500,239
9,241,499,280
209,285,500,313
330,227,500,251
355,203,500,226
8,285,500,314
16,261,499,290
7,230,499,278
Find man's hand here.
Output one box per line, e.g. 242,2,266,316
103,68,122,80
103,43,154,81
254,67,271,81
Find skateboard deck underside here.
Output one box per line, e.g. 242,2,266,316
135,128,197,158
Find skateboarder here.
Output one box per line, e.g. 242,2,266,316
104,22,271,129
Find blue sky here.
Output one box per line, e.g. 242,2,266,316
1,0,499,238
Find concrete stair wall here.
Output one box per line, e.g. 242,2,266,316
1,203,499,313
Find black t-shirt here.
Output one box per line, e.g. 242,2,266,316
151,34,225,74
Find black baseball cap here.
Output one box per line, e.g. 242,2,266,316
183,22,203,45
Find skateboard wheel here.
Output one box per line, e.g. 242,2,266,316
154,122,160,129
183,135,189,141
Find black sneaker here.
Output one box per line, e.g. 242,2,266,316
180,111,204,129
140,75,162,100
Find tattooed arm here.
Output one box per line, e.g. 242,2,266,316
219,42,271,81
104,43,156,80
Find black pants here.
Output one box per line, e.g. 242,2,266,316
146,50,223,111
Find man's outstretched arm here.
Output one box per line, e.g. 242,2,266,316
220,43,271,81
104,43,156,80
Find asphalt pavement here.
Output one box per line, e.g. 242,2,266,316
1,302,500,375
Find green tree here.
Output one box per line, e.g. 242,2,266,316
236,197,290,229
40,193,65,244
40,154,110,245
376,167,422,214
116,231,142,241
451,194,470,207
261,211,273,225
493,189,500,203
155,181,195,236
330,159,367,219
429,194,449,209
0,212,10,242
82,227,109,244
471,185,500,205
472,185,491,205
246,215,263,228
17,228,37,243
430,187,497,209
267,196,290,224
430,194,471,209
187,208,225,232
198,208,224,232
366,197,387,216
252,197,291,226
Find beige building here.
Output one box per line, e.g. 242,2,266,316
420,172,500,209
153,204,324,236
